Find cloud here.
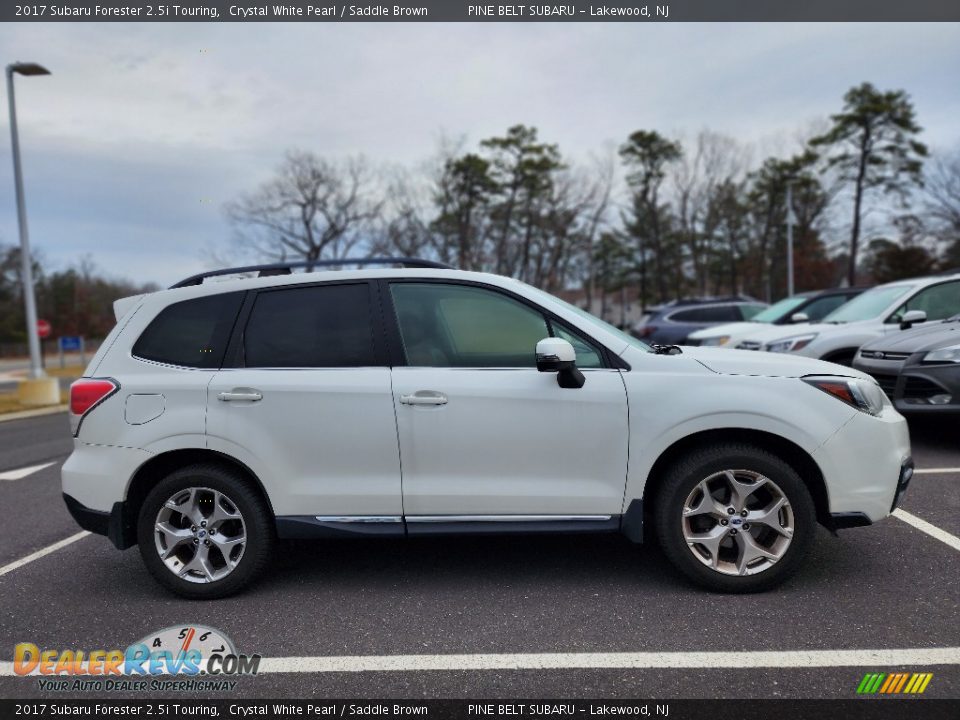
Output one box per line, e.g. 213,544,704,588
0,22,957,286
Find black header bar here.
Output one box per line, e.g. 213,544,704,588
4,0,959,22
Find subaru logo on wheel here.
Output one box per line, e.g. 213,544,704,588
730,518,743,525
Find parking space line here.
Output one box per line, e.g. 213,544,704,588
914,468,960,475
252,647,960,673
893,509,960,552
0,532,90,578
2,646,958,676
0,461,55,481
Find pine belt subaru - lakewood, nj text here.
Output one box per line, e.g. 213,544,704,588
62,259,913,598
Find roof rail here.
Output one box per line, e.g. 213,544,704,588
169,257,454,289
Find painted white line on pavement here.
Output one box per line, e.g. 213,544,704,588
0,461,55,481
893,509,960,552
254,647,960,673
914,468,960,475
0,531,90,579
1,647,959,677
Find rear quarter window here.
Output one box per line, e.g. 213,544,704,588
132,292,243,368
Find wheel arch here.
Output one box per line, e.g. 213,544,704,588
117,448,274,548
642,428,831,528
820,347,860,366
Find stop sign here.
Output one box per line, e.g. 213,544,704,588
37,319,51,339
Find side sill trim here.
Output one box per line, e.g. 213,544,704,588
276,516,404,539
314,515,402,523
406,515,612,523
275,514,624,539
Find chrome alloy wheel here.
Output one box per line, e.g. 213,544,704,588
153,487,246,584
681,469,794,576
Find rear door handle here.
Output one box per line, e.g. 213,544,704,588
399,391,448,406
217,390,263,402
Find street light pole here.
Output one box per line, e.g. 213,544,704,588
6,62,50,380
785,180,795,297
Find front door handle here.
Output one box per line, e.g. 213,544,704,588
399,391,448,406
217,390,263,402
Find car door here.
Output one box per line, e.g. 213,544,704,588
206,281,402,521
385,280,629,525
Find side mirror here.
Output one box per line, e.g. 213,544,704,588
535,337,585,389
790,312,809,324
900,309,926,330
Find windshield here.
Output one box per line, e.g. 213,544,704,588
822,284,915,323
751,296,808,323
520,284,652,353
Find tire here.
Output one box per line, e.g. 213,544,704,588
653,443,816,593
137,464,274,599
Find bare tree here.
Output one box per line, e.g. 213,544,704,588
225,151,382,266
923,150,960,265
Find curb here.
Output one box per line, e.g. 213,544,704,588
0,405,69,424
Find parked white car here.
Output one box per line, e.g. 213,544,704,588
63,260,912,599
736,273,960,365
688,287,863,348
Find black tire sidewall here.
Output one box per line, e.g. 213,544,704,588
654,445,816,593
137,464,273,599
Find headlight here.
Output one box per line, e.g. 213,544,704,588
700,336,730,347
765,333,818,353
923,344,960,363
802,376,887,416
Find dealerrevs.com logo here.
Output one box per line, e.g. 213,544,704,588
13,625,260,692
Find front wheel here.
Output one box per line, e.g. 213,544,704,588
137,464,274,599
653,444,816,593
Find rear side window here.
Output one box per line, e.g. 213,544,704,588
671,305,739,322
133,292,243,369
243,283,377,368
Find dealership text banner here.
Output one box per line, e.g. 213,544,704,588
5,0,960,21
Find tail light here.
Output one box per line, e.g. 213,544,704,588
636,325,654,338
69,378,119,436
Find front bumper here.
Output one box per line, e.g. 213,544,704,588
855,352,960,413
811,406,912,524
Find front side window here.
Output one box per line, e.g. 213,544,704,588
738,304,767,320
243,283,377,368
133,292,243,368
751,296,808,323
552,323,603,368
391,283,552,368
890,281,960,323
824,284,915,323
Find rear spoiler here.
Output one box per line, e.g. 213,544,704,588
113,294,146,322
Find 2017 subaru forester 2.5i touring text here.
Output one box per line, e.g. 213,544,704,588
62,259,913,599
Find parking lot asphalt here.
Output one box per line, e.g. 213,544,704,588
0,411,957,700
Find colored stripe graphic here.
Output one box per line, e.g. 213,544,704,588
857,672,933,694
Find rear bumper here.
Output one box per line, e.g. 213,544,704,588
62,494,134,550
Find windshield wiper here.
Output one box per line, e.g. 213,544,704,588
652,344,682,355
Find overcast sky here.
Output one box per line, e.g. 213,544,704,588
1,22,958,287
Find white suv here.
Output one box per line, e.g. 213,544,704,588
62,259,913,598
736,274,960,364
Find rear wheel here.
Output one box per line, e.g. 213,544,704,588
653,444,815,593
137,464,273,599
